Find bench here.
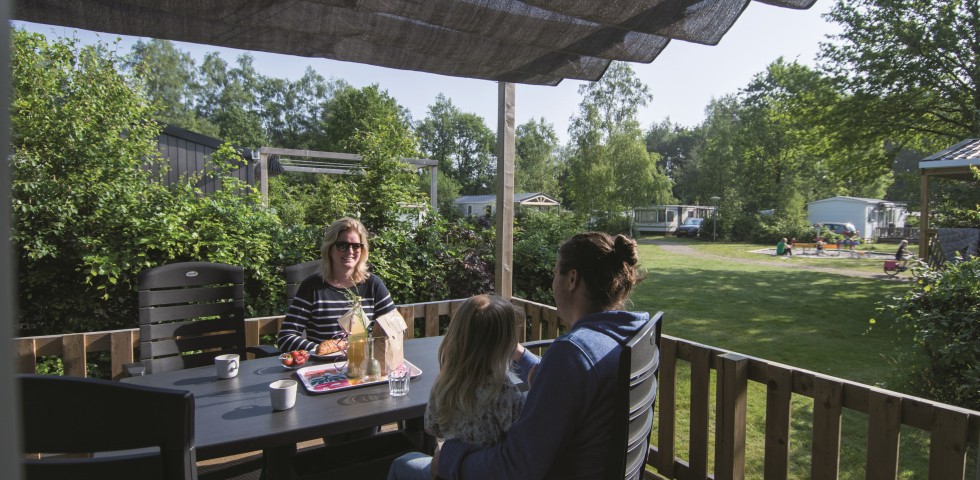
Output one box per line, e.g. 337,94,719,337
794,243,840,255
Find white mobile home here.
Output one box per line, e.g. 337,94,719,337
454,192,559,217
633,205,716,235
806,196,907,241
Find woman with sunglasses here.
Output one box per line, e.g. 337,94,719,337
277,217,396,357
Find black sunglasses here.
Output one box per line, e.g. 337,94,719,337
334,241,364,252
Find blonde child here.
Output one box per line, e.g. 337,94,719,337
389,294,525,479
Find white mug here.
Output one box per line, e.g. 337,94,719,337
270,379,298,410
215,354,240,379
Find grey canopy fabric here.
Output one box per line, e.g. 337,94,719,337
15,0,815,86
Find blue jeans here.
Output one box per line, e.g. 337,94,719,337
387,451,432,480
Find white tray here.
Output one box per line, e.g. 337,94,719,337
295,360,421,394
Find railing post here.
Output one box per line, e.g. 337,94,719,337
715,353,748,480
110,330,135,380
62,333,86,377
15,338,36,375
811,377,843,480
656,337,678,477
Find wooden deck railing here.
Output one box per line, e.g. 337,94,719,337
12,298,980,479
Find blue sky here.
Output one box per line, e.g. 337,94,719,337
15,1,839,144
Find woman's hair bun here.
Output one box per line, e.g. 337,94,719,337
614,235,638,266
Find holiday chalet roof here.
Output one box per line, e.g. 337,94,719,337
15,0,816,86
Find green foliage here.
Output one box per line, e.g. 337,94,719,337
12,30,165,334
11,31,300,333
515,118,561,197
566,62,673,217
370,216,495,303
513,210,585,303
877,257,980,410
416,94,496,195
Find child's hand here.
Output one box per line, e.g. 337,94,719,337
528,364,539,389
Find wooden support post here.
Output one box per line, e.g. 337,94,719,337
919,171,929,262
260,150,269,207
494,82,515,299
429,165,438,209
715,353,748,480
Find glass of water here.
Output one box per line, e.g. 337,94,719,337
387,362,410,397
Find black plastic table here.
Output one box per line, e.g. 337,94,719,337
123,335,442,479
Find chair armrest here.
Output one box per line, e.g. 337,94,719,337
521,339,554,350
123,361,146,377
246,345,282,358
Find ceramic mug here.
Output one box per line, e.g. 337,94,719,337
270,379,298,410
215,353,240,379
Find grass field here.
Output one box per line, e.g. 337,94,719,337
627,240,975,479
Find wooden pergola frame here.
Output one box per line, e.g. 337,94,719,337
918,143,980,261
256,147,439,209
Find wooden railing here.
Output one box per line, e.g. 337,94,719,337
12,298,562,381
12,298,980,478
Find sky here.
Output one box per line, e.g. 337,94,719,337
15,1,840,144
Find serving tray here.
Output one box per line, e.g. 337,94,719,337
295,360,421,394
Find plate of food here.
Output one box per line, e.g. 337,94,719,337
309,338,348,362
279,349,311,369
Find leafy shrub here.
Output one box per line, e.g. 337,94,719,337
513,209,585,304
877,257,980,410
726,212,812,243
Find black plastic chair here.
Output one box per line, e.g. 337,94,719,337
284,259,321,306
521,311,662,480
135,261,277,375
19,374,196,480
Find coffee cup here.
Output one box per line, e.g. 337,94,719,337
215,354,240,379
270,379,298,410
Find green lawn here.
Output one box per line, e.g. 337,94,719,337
629,241,971,479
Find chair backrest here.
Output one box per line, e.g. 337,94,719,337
19,374,196,480
607,311,663,480
284,260,321,305
138,261,246,374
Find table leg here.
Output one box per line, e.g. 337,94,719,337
261,443,297,480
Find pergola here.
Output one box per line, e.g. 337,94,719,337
918,138,980,261
0,1,817,476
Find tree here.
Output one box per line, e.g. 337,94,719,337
259,68,346,149
125,39,219,136
416,94,496,195
820,0,980,151
317,84,414,154
565,62,672,223
646,119,703,203
195,52,267,147
515,118,560,197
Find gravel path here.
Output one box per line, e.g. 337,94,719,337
639,238,904,281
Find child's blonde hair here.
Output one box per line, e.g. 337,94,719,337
430,294,524,427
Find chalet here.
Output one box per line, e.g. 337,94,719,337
806,196,907,241
454,193,559,217
633,205,716,234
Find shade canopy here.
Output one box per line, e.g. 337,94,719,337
15,0,815,86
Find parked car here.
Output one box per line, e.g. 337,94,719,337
816,222,857,236
676,217,704,238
